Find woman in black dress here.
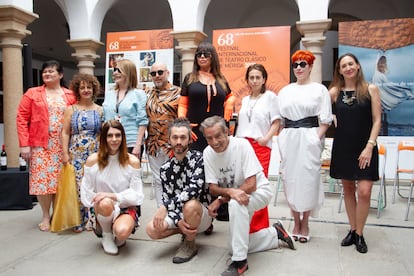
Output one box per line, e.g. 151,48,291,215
178,41,232,151
329,53,381,253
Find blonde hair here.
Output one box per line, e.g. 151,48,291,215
115,59,138,91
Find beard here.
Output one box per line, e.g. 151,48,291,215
173,144,189,155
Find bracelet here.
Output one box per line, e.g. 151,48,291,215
367,140,377,146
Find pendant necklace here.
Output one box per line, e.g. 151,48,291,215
247,94,261,123
342,90,356,106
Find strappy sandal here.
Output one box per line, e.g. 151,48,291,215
38,222,50,232
292,234,299,241
299,235,311,243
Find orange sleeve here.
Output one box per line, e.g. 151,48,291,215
224,94,235,122
178,96,189,118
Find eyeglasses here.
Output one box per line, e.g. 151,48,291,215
113,67,122,73
150,70,165,77
196,51,212,58
292,61,308,69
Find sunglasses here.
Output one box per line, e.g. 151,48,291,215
292,61,308,69
196,51,212,58
150,70,165,77
113,67,122,73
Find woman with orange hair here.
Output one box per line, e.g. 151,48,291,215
277,50,332,243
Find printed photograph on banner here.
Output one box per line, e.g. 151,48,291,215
140,51,155,67
339,18,414,136
107,53,124,84
105,29,174,92
213,26,290,112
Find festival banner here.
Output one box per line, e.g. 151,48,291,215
339,18,414,136
213,26,290,111
105,29,174,92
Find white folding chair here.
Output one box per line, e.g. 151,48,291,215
392,140,414,205
373,143,387,218
405,172,414,221
140,150,154,199
273,164,283,206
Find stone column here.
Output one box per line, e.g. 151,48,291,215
0,6,38,167
171,31,207,81
296,19,332,83
67,39,104,75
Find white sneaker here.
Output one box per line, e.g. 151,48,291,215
101,233,118,255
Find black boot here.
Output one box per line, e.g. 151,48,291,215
341,230,355,246
355,233,368,253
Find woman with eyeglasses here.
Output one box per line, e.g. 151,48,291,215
277,50,332,243
329,53,381,253
102,59,148,160
178,41,233,152
178,41,233,236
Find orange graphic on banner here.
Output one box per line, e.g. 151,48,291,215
106,29,173,52
339,18,414,50
213,26,290,111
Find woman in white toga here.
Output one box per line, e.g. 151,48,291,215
277,50,332,243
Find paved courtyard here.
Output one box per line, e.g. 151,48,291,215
1,178,413,276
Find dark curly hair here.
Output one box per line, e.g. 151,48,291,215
69,73,101,101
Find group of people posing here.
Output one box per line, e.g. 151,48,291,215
16,41,381,276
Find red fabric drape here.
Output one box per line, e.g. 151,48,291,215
246,138,271,233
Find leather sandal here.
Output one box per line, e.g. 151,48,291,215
299,235,310,243
38,222,50,232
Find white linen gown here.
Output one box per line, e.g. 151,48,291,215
277,82,332,216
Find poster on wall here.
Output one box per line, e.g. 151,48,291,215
105,29,174,92
212,26,290,111
339,18,414,136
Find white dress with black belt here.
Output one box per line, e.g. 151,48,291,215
277,82,332,216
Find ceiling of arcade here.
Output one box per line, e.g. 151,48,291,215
22,0,414,70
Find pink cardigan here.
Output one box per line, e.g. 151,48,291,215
16,85,76,148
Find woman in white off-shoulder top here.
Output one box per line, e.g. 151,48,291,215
81,119,144,255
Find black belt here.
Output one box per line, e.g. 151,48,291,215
284,116,319,128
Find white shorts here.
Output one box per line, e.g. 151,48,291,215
165,203,212,233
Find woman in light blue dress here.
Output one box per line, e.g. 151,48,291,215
102,59,148,160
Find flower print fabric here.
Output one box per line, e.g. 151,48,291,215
160,150,211,225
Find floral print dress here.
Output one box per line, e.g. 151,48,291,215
30,95,66,195
69,105,103,227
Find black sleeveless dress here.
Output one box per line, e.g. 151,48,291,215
330,91,379,181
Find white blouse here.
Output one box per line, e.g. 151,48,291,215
81,154,144,208
236,90,280,148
